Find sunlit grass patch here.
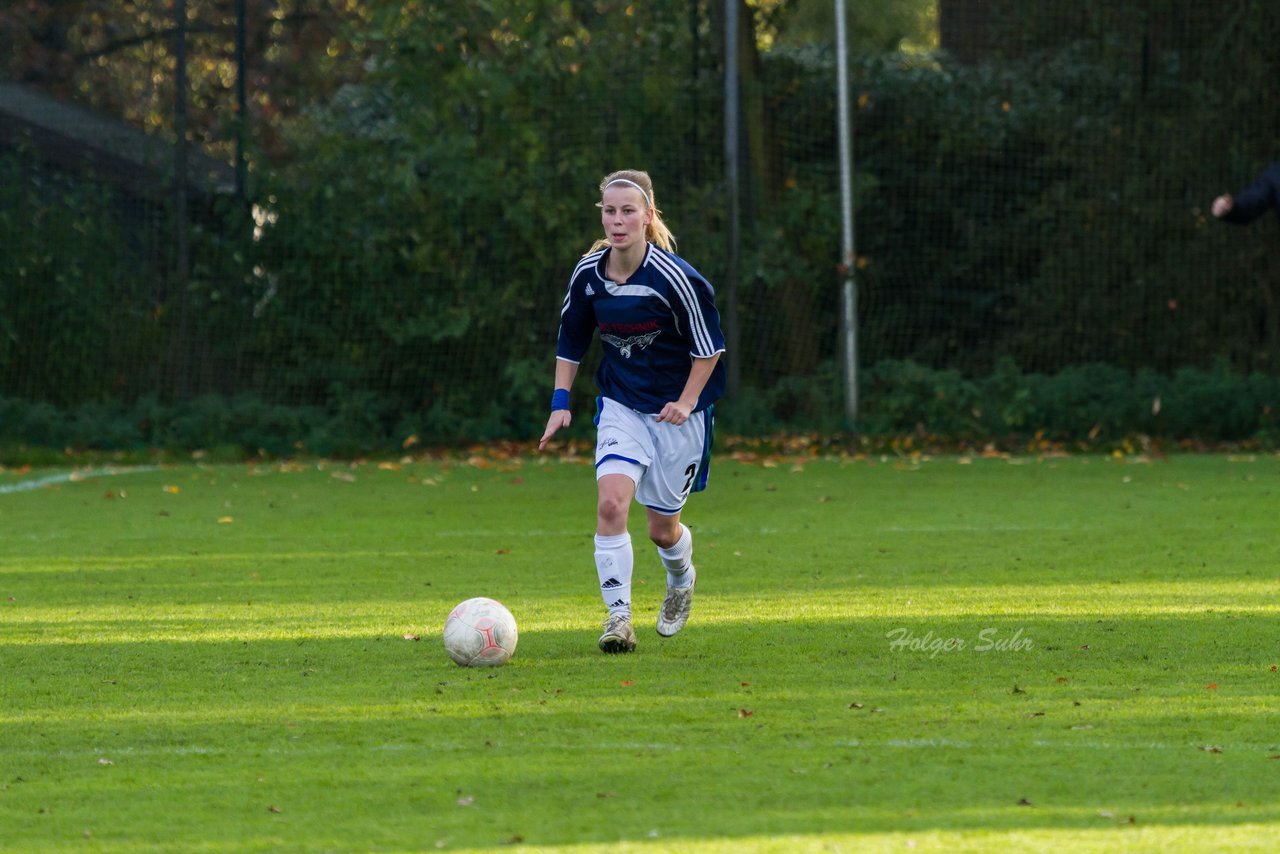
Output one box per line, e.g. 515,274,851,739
1,454,1278,851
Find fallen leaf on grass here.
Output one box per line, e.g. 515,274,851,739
1017,798,1033,806
97,758,113,766
1056,677,1069,683
217,517,235,524
738,708,754,718
1200,745,1223,754
403,633,420,641
331,471,356,482
163,484,180,494
457,796,474,807
1207,683,1219,690
848,702,864,709
267,805,282,814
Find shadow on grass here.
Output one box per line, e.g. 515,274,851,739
2,614,1277,849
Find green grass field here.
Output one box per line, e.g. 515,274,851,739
1,450,1278,852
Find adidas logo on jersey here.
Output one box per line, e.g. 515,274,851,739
584,283,595,295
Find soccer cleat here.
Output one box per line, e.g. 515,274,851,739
598,612,637,654
656,566,696,637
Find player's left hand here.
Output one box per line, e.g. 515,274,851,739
656,401,692,425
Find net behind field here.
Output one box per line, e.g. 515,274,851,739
1,1,1277,443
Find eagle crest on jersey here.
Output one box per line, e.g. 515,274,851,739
601,329,661,359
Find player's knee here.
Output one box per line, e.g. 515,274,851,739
597,494,629,530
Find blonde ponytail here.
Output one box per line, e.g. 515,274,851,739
588,169,677,254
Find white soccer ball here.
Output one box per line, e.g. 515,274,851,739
442,597,519,667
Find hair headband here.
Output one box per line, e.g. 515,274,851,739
603,178,653,208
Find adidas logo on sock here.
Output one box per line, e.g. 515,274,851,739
601,578,623,590
607,599,628,609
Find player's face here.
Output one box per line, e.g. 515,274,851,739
600,186,651,252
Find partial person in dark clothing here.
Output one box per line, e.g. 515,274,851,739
1212,162,1280,224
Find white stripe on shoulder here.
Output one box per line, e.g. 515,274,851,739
572,249,605,280
648,250,715,355
578,248,606,267
649,251,709,351
562,249,607,315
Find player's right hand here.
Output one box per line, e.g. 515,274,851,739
1211,194,1233,218
539,410,571,451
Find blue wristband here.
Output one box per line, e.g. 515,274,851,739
551,389,570,411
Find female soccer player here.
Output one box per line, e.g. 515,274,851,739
539,170,726,654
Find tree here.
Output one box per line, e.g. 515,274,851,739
0,0,365,162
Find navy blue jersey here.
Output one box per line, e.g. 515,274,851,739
1222,161,1280,225
557,243,727,414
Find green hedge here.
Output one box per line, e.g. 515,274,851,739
855,358,1279,443
3,360,1275,462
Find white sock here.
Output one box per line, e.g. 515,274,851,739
594,532,633,618
657,524,693,588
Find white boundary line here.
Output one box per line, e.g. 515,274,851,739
0,466,159,495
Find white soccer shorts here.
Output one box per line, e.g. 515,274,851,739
593,396,714,515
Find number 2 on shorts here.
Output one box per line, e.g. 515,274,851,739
681,463,697,497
